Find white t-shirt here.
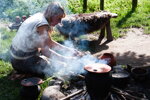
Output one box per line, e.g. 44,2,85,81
12,13,49,52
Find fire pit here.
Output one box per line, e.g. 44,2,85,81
84,63,112,100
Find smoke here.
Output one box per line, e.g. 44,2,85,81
56,15,89,37
23,0,71,15
0,0,107,78
43,40,107,77
0,32,1,49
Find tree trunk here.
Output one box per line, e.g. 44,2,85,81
132,0,138,10
100,0,104,10
83,0,87,12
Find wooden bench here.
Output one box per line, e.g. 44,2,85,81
56,11,118,44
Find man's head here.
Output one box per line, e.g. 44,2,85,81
44,2,65,26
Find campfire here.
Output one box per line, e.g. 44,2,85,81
18,53,150,100
40,65,150,100
20,56,150,100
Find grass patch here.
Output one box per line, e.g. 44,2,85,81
106,0,150,37
0,60,21,100
0,28,16,53
68,0,150,38
51,29,65,42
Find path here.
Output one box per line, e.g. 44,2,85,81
93,28,150,67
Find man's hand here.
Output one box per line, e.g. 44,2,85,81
73,50,84,57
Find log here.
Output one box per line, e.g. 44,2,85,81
111,87,148,100
60,89,84,100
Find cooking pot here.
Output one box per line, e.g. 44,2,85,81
111,69,130,89
99,53,116,67
131,67,148,82
20,77,43,100
84,63,112,100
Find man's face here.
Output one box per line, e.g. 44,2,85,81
50,15,64,26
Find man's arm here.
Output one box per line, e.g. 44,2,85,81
37,25,77,61
37,25,83,57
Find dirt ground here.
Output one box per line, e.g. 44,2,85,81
92,28,150,67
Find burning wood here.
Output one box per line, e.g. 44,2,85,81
60,89,84,100
39,64,150,100
56,11,118,44
111,87,148,100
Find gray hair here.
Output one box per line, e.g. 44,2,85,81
44,2,65,20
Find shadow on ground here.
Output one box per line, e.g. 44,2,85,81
0,74,21,100
95,50,150,67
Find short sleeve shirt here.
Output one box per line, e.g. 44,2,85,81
12,13,49,52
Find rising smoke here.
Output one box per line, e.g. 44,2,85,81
0,0,107,78
42,40,107,77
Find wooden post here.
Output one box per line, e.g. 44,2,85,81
132,0,138,10
99,0,105,45
83,0,87,13
100,0,104,10
106,20,113,41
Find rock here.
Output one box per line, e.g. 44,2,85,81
41,85,65,100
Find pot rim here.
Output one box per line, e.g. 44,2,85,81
84,63,111,73
131,67,148,76
21,77,43,86
111,71,130,79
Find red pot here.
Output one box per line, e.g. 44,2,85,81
99,53,116,67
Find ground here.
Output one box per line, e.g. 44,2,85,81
92,28,150,67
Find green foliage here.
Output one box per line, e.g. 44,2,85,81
51,29,65,42
1,0,52,21
5,1,30,20
0,0,13,18
68,0,100,13
0,28,16,53
0,60,21,100
0,60,12,76
67,0,83,13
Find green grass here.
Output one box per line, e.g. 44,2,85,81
68,0,150,38
0,28,16,53
0,60,52,100
108,0,150,35
0,60,21,100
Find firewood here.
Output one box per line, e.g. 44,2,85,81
60,89,84,100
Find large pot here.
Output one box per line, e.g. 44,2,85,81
84,63,112,100
111,70,130,89
131,67,148,82
20,77,43,100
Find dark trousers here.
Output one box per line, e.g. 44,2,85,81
10,55,52,77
